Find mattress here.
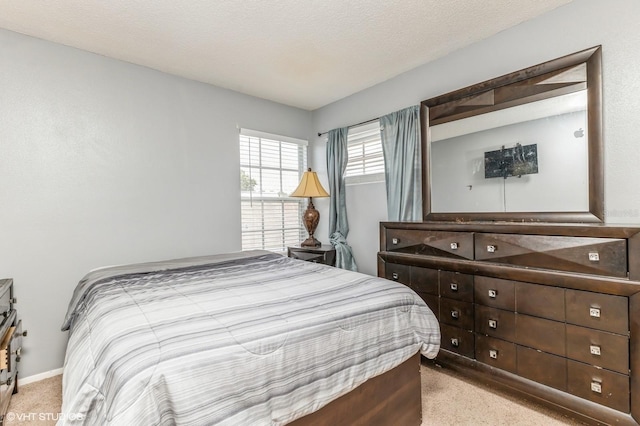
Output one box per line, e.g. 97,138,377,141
59,250,440,425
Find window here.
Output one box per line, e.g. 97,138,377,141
345,121,384,184
239,129,307,253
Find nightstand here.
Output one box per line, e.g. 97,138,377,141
287,245,336,266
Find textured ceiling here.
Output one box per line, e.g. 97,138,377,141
0,0,573,110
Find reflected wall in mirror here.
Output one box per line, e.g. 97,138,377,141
421,46,603,222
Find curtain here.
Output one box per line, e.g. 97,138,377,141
380,105,422,221
326,127,357,271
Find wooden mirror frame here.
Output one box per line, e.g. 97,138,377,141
421,46,603,223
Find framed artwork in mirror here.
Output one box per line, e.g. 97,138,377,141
420,46,603,222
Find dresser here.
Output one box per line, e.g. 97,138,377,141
378,222,640,425
0,279,24,426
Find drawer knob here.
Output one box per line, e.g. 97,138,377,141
591,380,602,394
488,319,498,329
10,298,16,304
590,345,602,356
488,289,497,298
451,310,459,319
391,272,399,280
392,238,399,245
451,338,459,347
489,349,498,359
450,283,458,291
487,245,497,253
450,242,459,250
589,307,601,318
588,252,600,262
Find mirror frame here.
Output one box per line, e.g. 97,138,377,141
421,46,603,223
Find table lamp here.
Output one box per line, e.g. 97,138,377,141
290,168,330,247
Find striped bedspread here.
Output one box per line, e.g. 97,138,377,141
60,250,440,425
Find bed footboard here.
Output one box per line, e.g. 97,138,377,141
290,353,422,426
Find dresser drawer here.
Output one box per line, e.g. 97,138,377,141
385,263,410,285
475,233,627,278
440,298,474,330
410,267,439,295
440,323,475,358
567,359,630,413
475,305,515,341
386,229,474,260
565,290,628,334
415,292,439,318
474,276,515,310
517,346,567,391
476,334,516,373
566,324,629,374
515,314,565,357
515,282,565,322
439,271,473,302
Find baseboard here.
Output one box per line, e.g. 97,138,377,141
19,368,63,386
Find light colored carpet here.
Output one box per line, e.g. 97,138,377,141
4,366,584,425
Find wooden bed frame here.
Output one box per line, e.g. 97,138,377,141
291,353,422,426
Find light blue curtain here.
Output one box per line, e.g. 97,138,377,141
326,127,357,271
380,105,422,221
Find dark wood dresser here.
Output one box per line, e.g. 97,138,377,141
0,279,24,426
378,222,640,425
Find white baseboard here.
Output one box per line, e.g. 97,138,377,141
19,368,63,386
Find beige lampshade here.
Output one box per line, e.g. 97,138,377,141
290,168,329,198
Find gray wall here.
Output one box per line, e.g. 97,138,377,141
0,29,311,377
311,0,640,276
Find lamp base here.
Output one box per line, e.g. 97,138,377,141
300,236,322,247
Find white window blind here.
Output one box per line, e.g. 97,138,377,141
239,129,307,253
345,121,385,184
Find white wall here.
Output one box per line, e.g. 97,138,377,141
311,0,640,276
0,29,311,377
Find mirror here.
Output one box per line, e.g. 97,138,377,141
421,46,603,222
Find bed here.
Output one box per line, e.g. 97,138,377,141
59,250,440,425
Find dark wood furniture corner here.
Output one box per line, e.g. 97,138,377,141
378,222,640,426
0,278,24,426
288,245,336,266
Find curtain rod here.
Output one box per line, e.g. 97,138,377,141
317,116,380,137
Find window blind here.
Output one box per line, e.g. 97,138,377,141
239,129,307,252
345,121,385,182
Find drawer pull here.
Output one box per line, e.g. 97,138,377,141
591,380,602,394
589,307,601,318
488,289,497,298
451,310,459,319
392,272,399,280
590,345,602,356
488,319,497,329
450,242,459,250
487,245,497,253
450,283,458,291
451,338,459,347
489,349,498,359
588,252,600,262
392,238,399,245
